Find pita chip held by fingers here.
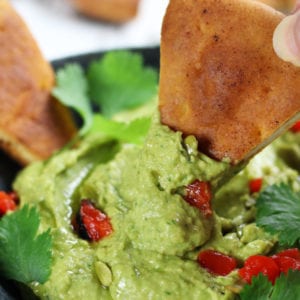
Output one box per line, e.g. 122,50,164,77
0,0,77,165
159,0,300,165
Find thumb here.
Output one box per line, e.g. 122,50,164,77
273,9,300,67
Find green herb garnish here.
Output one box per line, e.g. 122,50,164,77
256,183,300,246
52,51,158,140
87,51,158,118
0,205,52,284
240,271,300,300
52,64,92,135
91,115,151,145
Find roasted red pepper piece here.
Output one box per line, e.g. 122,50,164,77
249,178,263,194
271,248,300,274
74,199,113,242
272,255,300,274
238,255,280,284
7,191,20,205
290,121,300,133
274,248,300,260
184,180,212,217
0,191,18,217
239,249,300,284
198,249,237,276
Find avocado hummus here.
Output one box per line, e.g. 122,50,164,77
13,112,300,300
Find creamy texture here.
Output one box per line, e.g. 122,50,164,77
14,114,300,300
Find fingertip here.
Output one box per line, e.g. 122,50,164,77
273,12,300,67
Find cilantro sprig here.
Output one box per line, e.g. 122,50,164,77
0,205,52,284
52,64,93,135
240,273,272,300
256,183,300,246
52,51,158,140
91,115,151,145
88,51,158,118
240,271,300,300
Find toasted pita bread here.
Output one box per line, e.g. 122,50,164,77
0,0,77,165
159,0,300,164
70,0,140,23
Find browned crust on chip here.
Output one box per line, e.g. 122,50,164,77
257,0,296,12
0,0,77,165
159,0,300,164
70,0,140,23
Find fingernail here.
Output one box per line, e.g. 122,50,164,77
273,11,300,67
294,11,300,52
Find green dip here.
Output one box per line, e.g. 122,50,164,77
13,112,300,300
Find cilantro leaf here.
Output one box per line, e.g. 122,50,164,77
240,271,300,300
0,205,52,284
256,183,300,246
91,114,151,145
271,270,300,299
87,51,158,117
240,273,273,300
52,63,93,134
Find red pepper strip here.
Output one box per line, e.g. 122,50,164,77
0,191,17,217
249,178,263,194
239,249,300,284
198,250,237,276
290,120,300,133
75,199,113,242
184,180,212,217
275,248,300,260
271,248,300,274
272,255,300,274
238,255,280,284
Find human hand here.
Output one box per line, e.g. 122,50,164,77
273,1,300,66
